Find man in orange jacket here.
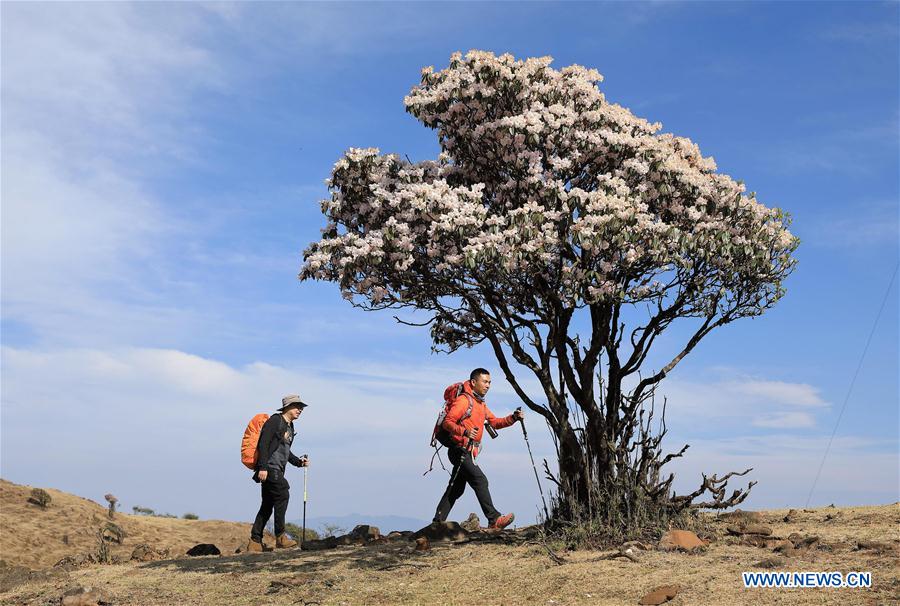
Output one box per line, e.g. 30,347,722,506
433,368,524,529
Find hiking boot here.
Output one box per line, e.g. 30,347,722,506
275,534,298,549
489,512,515,530
247,539,264,553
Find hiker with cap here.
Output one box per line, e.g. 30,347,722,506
433,368,524,529
248,394,310,552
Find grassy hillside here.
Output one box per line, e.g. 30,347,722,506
0,479,255,570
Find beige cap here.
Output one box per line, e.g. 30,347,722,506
278,394,309,411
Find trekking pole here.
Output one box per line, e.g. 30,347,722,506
517,407,550,522
445,437,475,493
302,459,308,549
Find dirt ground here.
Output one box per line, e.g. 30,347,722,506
1,479,897,605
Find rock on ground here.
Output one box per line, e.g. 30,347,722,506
460,513,481,532
638,584,680,605
412,521,469,542
186,544,220,556
658,530,707,552
60,586,111,606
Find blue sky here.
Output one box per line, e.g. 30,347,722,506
2,2,897,525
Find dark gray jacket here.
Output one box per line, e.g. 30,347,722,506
255,414,303,475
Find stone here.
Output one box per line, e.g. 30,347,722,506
349,525,381,542
412,521,469,542
727,524,772,536
415,537,430,551
460,513,481,532
856,540,891,552
54,553,94,568
772,539,794,553
186,543,221,556
61,586,110,606
783,509,799,523
793,535,820,550
740,535,770,548
386,531,412,541
658,530,707,552
638,584,680,605
130,544,169,562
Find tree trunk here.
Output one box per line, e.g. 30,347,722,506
542,374,755,538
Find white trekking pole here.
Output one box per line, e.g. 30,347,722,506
302,458,308,549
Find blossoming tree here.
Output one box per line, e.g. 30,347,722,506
301,51,798,528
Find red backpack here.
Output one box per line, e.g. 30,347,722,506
241,413,270,470
430,382,475,448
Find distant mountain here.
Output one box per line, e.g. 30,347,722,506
289,512,430,534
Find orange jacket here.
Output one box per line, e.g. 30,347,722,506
441,380,516,456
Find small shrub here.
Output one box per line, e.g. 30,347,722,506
284,522,319,542
182,513,199,520
28,488,51,508
544,482,704,549
96,529,111,564
321,523,345,538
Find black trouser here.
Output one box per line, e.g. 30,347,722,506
433,446,500,524
251,470,290,541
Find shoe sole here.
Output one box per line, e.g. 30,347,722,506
490,515,515,530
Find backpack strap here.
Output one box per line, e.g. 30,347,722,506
460,393,475,422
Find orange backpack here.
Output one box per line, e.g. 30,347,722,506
241,413,270,470
430,382,475,448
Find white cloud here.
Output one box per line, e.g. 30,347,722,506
1,3,223,158
0,346,484,521
659,372,829,430
729,380,827,407
751,411,816,429
0,345,561,523
1,3,226,346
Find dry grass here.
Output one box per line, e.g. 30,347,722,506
1,479,898,605
0,479,254,570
